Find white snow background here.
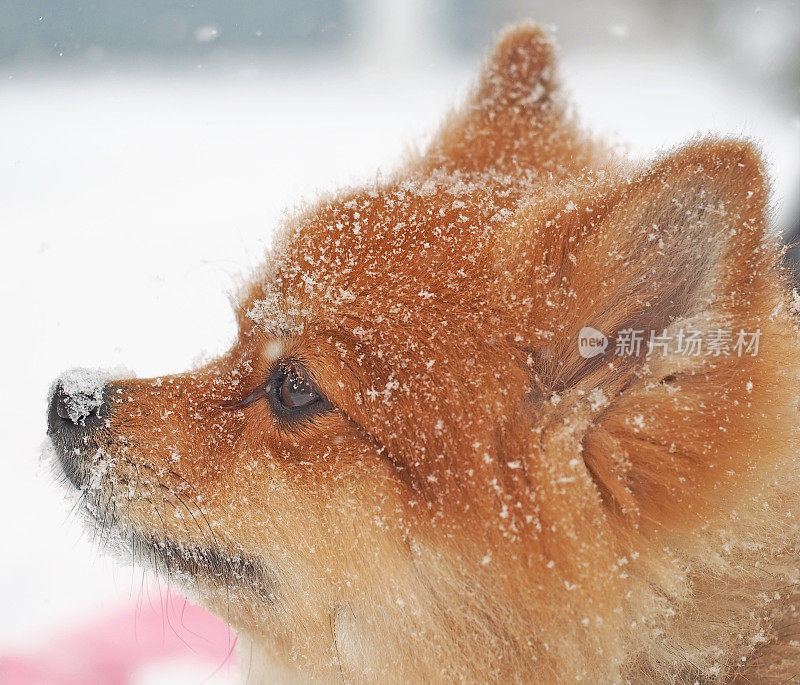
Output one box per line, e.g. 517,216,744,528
0,26,798,685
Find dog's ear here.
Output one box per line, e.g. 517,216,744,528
514,140,794,526
420,23,602,176
556,139,772,380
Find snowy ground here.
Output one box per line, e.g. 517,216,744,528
1,49,797,683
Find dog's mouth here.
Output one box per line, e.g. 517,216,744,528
127,531,277,601
79,495,278,602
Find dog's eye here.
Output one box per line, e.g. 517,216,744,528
267,363,330,419
277,367,318,408
225,362,331,421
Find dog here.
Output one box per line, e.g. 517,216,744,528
47,23,800,683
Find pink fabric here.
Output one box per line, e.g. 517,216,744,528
0,588,237,685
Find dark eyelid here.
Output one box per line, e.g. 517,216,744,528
223,387,265,411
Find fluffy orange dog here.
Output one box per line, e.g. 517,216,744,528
48,24,800,683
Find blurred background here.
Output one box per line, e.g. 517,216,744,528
1,1,798,683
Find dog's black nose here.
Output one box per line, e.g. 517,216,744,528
48,382,108,433
47,375,111,488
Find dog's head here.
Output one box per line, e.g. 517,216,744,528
47,24,800,682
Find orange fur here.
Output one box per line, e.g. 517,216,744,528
57,23,800,683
